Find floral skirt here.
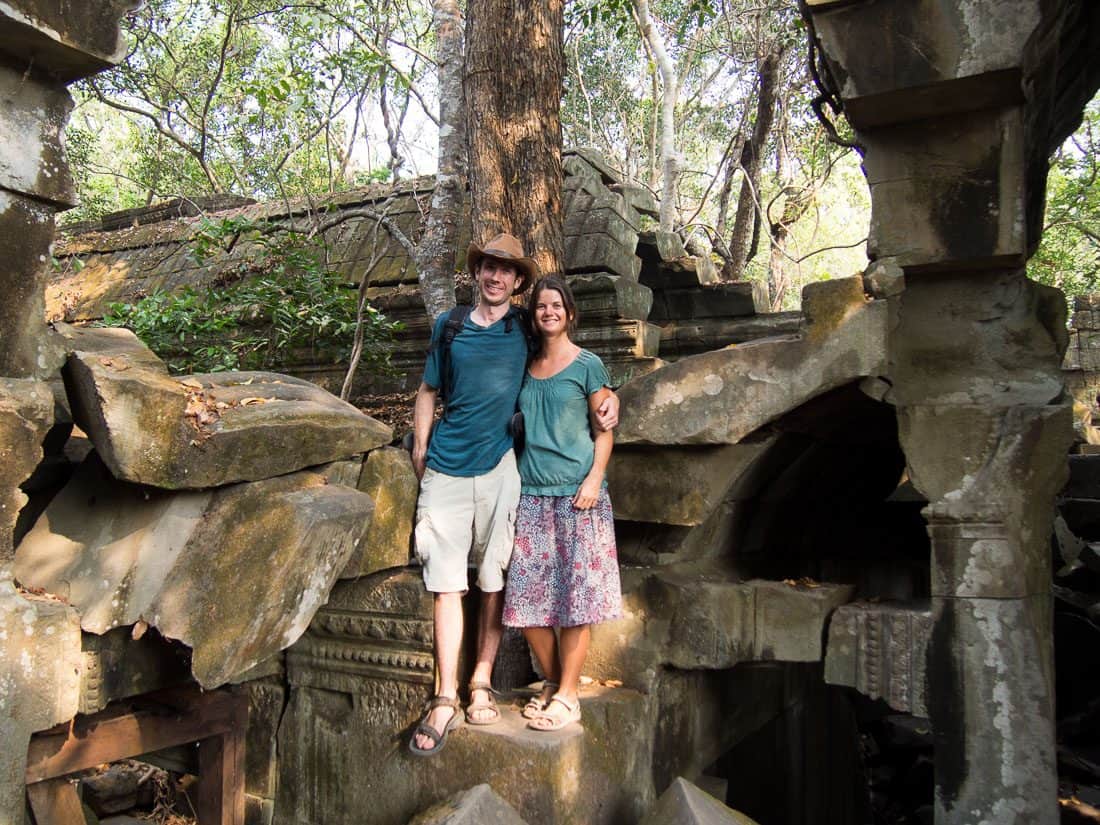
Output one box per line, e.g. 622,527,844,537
503,488,622,628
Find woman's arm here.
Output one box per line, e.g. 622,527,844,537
574,387,614,509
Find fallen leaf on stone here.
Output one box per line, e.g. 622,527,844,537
239,397,269,405
782,577,821,589
132,620,149,640
603,679,623,688
178,377,204,389
242,377,254,385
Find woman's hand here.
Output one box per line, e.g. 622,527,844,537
573,475,602,510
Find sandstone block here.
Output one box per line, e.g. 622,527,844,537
79,626,193,715
574,320,660,359
0,191,57,375
809,0,1039,128
862,109,1026,268
641,777,761,825
567,147,623,184
607,440,775,526
0,566,82,825
52,322,167,372
566,233,641,280
616,297,886,446
0,1,132,80
648,282,765,323
14,457,373,687
0,64,75,205
0,378,53,559
653,230,687,262
569,273,653,321
611,182,659,217
409,784,529,825
824,601,931,717
864,258,905,298
340,446,416,578
658,313,801,360
63,356,392,489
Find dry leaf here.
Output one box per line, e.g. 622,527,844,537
178,377,203,389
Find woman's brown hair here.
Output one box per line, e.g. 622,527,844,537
527,276,579,349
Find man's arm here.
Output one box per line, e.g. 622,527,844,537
593,390,619,432
411,382,438,480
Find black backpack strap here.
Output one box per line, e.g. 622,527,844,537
430,305,471,409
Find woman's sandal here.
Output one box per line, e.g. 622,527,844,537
522,681,560,719
465,680,502,726
408,695,462,757
526,694,581,732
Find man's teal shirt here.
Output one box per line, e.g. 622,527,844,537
422,310,528,477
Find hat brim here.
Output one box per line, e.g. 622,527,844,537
467,243,540,294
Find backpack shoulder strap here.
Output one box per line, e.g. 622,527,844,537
506,305,539,358
433,305,472,407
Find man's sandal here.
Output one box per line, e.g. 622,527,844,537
408,696,461,757
522,681,560,719
465,680,502,726
527,694,581,732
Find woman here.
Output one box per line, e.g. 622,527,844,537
502,276,622,731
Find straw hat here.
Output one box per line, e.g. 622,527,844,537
467,232,541,294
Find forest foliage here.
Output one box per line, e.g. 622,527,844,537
67,0,1099,318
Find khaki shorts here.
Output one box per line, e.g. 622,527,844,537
413,450,522,593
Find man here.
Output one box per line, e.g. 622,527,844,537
408,232,618,756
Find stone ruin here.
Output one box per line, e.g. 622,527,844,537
2,1,1100,825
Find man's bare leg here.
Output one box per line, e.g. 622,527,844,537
413,591,463,751
467,589,504,722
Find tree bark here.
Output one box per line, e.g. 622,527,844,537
413,0,466,322
633,0,679,232
723,46,781,281
465,0,565,279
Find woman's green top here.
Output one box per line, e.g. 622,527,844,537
517,348,611,496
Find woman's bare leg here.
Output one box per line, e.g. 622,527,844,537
556,624,590,702
523,626,560,706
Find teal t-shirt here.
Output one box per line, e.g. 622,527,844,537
423,310,528,477
517,349,611,496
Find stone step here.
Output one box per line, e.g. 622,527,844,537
658,313,802,360
277,680,654,825
641,777,761,825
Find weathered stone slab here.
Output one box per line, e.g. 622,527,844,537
276,682,652,825
14,457,373,687
79,626,193,715
569,273,653,322
658,313,801,360
641,777,761,825
648,282,765,323
574,320,660,359
0,565,81,825
566,232,641,280
863,109,1027,268
0,64,75,205
0,378,53,560
0,191,57,376
52,322,167,373
824,601,931,717
63,356,392,489
617,279,886,446
607,440,775,526
611,182,659,217
409,784,529,825
287,570,433,725
809,0,1039,128
0,1,132,81
586,564,855,682
567,147,624,184
339,446,416,579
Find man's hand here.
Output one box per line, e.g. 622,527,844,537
593,391,619,432
412,445,427,480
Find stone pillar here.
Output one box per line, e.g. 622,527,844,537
0,4,133,821
800,0,1099,821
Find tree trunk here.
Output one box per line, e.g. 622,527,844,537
633,0,679,232
413,0,466,322
723,46,781,281
465,0,565,279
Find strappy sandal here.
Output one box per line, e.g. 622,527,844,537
522,681,560,719
527,694,581,732
465,680,502,726
408,695,461,757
